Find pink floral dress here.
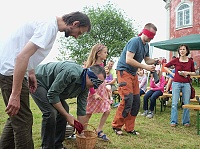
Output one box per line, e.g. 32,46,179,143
86,63,111,114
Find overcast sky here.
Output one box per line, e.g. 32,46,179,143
0,0,168,64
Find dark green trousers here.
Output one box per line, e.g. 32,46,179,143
0,74,34,149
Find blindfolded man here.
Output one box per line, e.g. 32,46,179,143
112,23,158,136
30,61,105,149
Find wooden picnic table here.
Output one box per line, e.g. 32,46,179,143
182,104,200,135
191,75,200,87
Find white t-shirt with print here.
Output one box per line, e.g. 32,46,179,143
0,17,58,76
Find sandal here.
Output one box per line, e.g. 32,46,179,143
112,127,123,135
170,124,177,127
97,130,109,141
184,123,190,127
127,130,140,135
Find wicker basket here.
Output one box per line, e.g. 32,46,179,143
76,123,97,149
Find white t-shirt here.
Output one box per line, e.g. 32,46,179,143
0,17,58,76
138,74,147,92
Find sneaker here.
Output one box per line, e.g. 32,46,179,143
146,112,154,119
67,133,76,139
127,130,140,135
141,110,148,116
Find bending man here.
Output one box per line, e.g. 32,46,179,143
31,61,106,149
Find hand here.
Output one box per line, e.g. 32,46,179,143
28,73,37,93
153,59,160,65
93,93,102,100
178,71,187,78
183,71,190,77
5,94,20,116
66,114,76,126
74,120,84,134
157,59,162,65
145,65,156,72
65,115,83,134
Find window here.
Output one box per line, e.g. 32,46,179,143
176,3,192,28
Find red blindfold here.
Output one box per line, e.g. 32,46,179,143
138,29,155,39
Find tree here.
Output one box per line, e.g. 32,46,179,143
56,2,138,65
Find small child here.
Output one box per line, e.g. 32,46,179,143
84,43,111,141
137,68,147,96
165,68,175,94
104,65,114,103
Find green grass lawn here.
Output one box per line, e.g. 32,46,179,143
0,84,200,149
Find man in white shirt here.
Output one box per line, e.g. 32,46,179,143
0,11,91,149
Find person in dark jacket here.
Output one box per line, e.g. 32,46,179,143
31,61,105,149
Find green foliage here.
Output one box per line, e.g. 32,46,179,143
56,2,138,65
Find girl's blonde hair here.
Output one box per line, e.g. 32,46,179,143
104,65,109,70
104,65,110,73
86,43,106,68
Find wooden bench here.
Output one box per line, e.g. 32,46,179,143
190,98,198,102
112,89,200,113
182,104,200,135
112,90,169,112
160,93,200,109
157,93,172,112
141,92,186,113
140,92,171,113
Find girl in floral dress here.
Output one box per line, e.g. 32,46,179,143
85,43,111,141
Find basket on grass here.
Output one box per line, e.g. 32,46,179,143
76,123,97,149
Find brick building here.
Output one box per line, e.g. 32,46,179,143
163,0,200,67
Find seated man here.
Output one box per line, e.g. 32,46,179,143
30,61,106,149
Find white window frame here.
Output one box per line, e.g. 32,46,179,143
175,1,193,29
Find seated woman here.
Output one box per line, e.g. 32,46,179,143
137,68,147,96
141,69,166,118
